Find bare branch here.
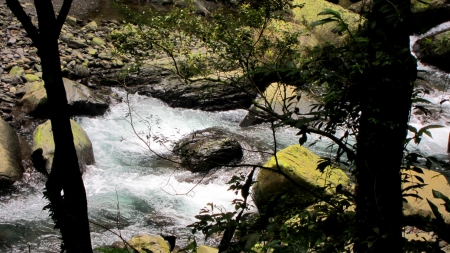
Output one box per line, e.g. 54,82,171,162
55,0,73,37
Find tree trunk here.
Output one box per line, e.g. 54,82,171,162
353,0,416,252
6,0,93,251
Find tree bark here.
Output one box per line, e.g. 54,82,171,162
353,0,416,252
6,0,93,252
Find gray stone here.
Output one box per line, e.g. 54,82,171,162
173,127,243,173
0,118,23,185
32,119,94,175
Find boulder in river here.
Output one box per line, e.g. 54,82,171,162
173,128,244,173
0,118,23,185
16,78,108,117
32,119,94,175
128,234,170,253
414,30,450,72
138,75,255,111
252,144,350,210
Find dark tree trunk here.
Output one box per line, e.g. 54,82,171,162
6,0,93,252
353,0,416,252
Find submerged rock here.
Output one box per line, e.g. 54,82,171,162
173,128,243,173
16,78,108,117
32,119,94,175
0,118,23,185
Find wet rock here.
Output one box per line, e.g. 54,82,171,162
0,117,23,185
415,30,450,72
173,127,243,173
137,74,255,111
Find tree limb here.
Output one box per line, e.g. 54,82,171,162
55,0,73,38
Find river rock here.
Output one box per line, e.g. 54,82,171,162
32,119,94,175
414,30,450,72
16,78,108,117
403,167,450,224
65,16,77,27
138,75,255,111
9,66,24,77
0,118,23,185
252,145,350,210
173,128,243,173
128,234,170,253
411,0,450,33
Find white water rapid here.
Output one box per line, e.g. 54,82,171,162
0,89,304,252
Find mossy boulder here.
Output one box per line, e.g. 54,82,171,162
17,78,108,117
24,74,40,82
9,66,24,77
173,128,243,173
197,245,219,253
415,30,450,72
91,37,106,47
32,119,94,175
0,118,23,185
252,145,350,210
128,234,170,253
403,168,450,224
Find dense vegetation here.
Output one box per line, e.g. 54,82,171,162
5,0,450,252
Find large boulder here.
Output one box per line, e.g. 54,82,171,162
32,119,94,175
252,145,350,210
128,234,170,253
403,168,450,224
0,118,23,185
173,128,243,173
414,30,450,72
138,75,254,111
17,78,108,117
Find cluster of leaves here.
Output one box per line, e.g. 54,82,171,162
109,0,450,251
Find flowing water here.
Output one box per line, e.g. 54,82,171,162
2,10,450,253
0,89,309,252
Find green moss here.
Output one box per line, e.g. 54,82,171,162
9,66,24,77
253,145,350,209
264,145,349,193
24,74,40,82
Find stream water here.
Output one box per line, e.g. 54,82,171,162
2,5,450,252
0,89,308,252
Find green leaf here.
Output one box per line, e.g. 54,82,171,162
408,125,417,134
432,189,450,213
310,18,339,27
427,199,446,223
418,125,444,137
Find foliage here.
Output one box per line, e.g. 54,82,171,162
110,0,450,252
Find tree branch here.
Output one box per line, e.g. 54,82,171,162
55,0,73,38
305,126,356,162
6,0,40,46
